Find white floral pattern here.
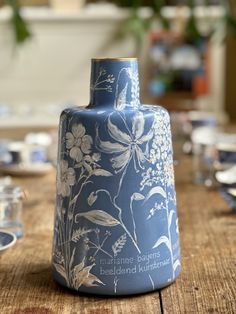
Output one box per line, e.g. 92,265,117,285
138,107,179,280
90,68,115,93
97,112,153,173
66,124,92,162
57,160,75,197
53,65,180,294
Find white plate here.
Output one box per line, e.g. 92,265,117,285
0,163,54,176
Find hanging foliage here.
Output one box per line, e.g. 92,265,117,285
114,0,236,47
5,0,31,44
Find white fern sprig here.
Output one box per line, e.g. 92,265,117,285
71,228,93,243
112,233,127,257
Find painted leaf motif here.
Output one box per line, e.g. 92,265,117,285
72,258,85,277
138,130,154,144
69,247,76,272
135,145,146,163
152,235,171,252
173,259,181,272
93,169,113,177
111,149,131,173
97,138,127,154
87,192,97,206
107,116,131,145
115,82,128,111
144,186,166,203
132,112,144,140
53,262,67,282
72,228,93,242
75,210,120,226
72,260,105,289
132,192,145,201
83,273,105,287
168,210,175,229
112,233,127,257
53,250,64,265
83,161,92,174
72,263,93,290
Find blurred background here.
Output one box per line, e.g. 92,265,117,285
0,1,236,179
0,0,235,134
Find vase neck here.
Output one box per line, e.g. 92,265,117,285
89,58,140,109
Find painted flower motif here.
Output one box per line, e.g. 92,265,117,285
66,124,93,162
107,74,115,83
57,160,75,197
75,153,103,175
149,110,171,165
53,255,104,290
164,159,175,187
97,112,153,173
90,68,115,93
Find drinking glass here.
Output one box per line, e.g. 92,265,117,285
0,186,24,238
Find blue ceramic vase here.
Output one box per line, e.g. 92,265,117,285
52,58,181,295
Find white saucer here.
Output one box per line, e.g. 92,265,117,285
0,231,17,254
0,163,54,176
227,188,236,197
216,165,236,185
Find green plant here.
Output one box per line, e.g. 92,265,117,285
118,0,170,51
115,0,236,50
5,0,31,44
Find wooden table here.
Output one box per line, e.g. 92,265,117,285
0,156,236,314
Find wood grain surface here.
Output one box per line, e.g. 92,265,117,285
161,158,236,314
0,156,235,314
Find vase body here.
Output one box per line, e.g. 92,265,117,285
52,58,181,295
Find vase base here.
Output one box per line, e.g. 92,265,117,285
52,270,181,297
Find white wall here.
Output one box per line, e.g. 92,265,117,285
0,5,226,127
0,6,139,127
